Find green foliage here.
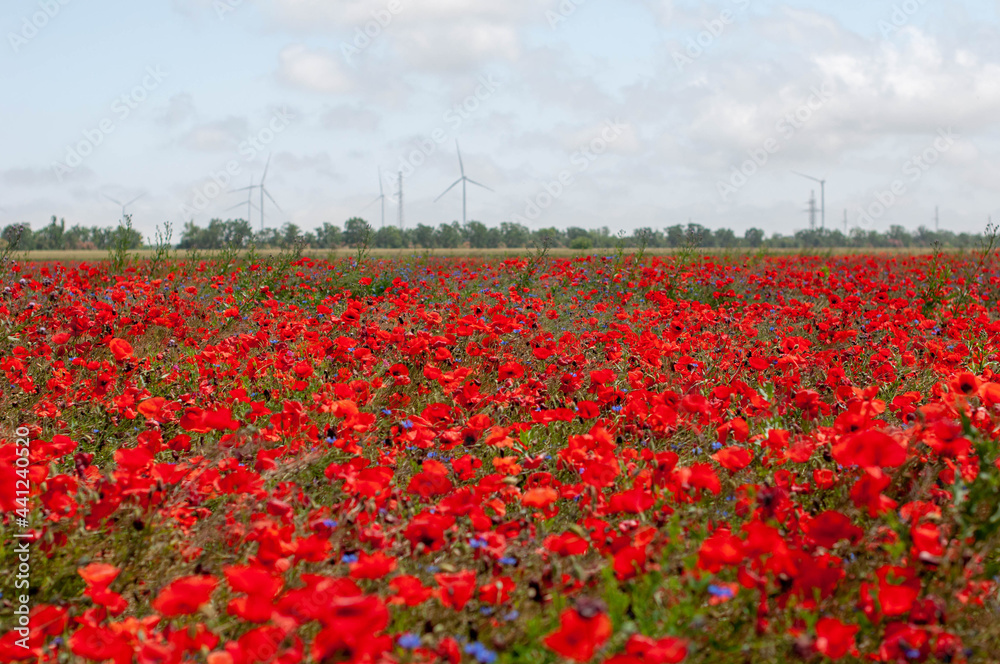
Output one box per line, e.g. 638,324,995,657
8,215,998,253
107,216,141,273
147,221,173,278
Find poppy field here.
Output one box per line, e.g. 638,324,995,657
3,248,1000,664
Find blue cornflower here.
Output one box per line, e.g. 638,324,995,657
708,584,734,599
464,642,497,664
397,634,421,649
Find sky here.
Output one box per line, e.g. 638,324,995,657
3,0,1000,241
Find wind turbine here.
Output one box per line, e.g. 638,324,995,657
225,175,259,223
231,154,283,231
397,171,404,231
435,141,494,225
105,193,144,220
792,171,826,229
361,168,387,228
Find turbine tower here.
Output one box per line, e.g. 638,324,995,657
435,141,494,226
362,168,387,228
105,193,144,221
225,175,258,224
397,171,404,231
231,154,282,232
792,171,826,229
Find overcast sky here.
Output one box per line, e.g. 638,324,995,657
3,0,1000,240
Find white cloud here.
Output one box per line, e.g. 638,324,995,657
178,117,250,152
277,45,353,93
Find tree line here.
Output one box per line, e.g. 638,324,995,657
1,216,990,252
1,217,145,251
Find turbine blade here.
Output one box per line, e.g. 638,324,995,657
791,170,821,184
361,194,384,211
434,179,463,202
104,194,123,206
261,153,272,183
465,178,494,192
262,187,282,212
125,194,144,207
456,140,464,176
231,186,256,193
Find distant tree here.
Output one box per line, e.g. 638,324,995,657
222,218,254,248
566,227,590,245
744,227,764,248
280,222,302,248
178,221,203,249
635,227,663,248
686,223,709,247
500,222,530,248
592,226,615,248
254,227,281,247
713,227,737,248
465,221,499,248
534,227,563,247
343,217,373,247
34,216,65,250
1,223,32,250
436,222,463,248
315,222,343,248
414,224,436,248
665,225,685,247
374,226,405,249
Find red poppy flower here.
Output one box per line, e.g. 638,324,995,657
804,511,863,549
544,607,613,662
815,617,858,659
108,338,133,361
522,487,559,508
698,528,744,573
69,626,133,664
152,575,218,617
832,430,907,468
389,575,434,606
711,446,753,472
78,563,120,590
606,634,688,664
435,570,477,610
179,406,239,433
350,551,398,579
